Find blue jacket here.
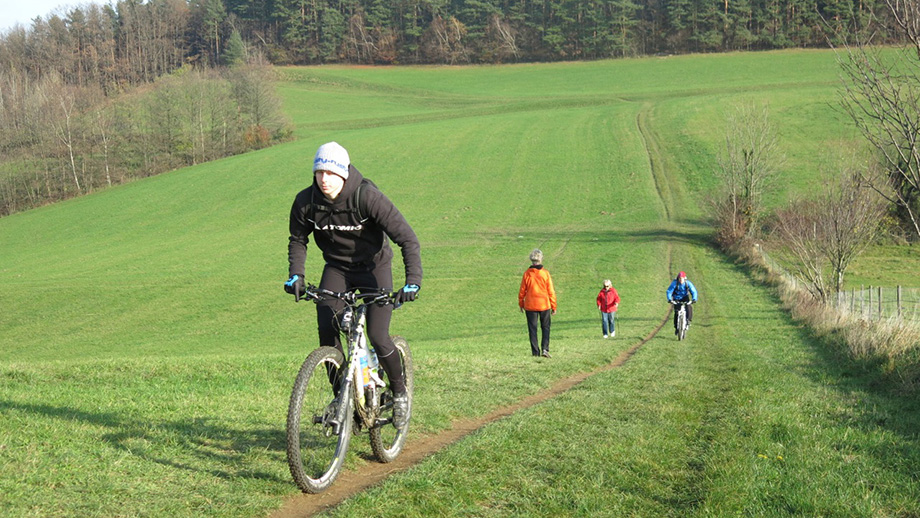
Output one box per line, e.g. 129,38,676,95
667,278,698,302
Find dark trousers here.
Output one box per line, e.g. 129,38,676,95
316,263,406,394
526,309,552,356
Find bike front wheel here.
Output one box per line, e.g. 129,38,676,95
286,346,353,493
369,335,414,463
677,312,687,341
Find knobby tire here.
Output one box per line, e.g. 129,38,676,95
369,336,414,463
677,310,687,341
287,346,353,494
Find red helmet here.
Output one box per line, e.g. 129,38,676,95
678,271,687,279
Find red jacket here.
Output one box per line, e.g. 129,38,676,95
597,287,620,313
519,265,557,312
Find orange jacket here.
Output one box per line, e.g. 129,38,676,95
519,265,557,312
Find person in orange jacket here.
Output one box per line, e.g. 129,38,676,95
596,279,620,338
518,249,557,357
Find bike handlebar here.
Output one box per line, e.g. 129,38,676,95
669,300,694,305
298,285,399,307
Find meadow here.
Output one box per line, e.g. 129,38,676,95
1,49,919,517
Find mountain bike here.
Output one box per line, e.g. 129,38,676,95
286,285,413,494
671,300,692,341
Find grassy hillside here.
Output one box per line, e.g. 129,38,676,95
2,50,919,517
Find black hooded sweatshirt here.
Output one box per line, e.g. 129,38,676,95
287,164,422,287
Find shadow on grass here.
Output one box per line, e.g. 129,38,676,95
716,247,920,485
0,399,289,483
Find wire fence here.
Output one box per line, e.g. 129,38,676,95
755,244,920,323
833,286,920,322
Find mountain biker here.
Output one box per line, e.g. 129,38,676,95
666,271,697,334
519,249,557,358
284,142,422,429
596,279,620,338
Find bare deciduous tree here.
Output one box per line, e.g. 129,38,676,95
837,0,920,240
53,87,82,194
421,15,469,65
712,101,782,248
817,171,886,294
483,14,519,63
772,198,831,301
770,170,884,302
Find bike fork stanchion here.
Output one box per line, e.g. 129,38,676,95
329,376,354,436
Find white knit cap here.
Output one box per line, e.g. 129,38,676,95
313,142,350,179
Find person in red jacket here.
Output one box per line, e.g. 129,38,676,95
518,249,557,357
596,279,620,338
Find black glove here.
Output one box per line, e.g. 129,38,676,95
284,275,305,298
395,284,420,304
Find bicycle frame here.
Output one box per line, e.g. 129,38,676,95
287,285,412,494
331,298,389,431
303,286,395,432
670,300,691,340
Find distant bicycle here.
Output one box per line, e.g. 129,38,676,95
286,285,413,494
671,300,693,341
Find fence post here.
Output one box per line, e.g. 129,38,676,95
851,288,856,314
869,285,873,319
898,285,902,320
878,286,883,320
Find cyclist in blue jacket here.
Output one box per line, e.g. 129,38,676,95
666,271,698,334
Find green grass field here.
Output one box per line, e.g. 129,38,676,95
2,49,919,517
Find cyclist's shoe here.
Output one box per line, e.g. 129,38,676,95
392,393,410,429
541,351,551,358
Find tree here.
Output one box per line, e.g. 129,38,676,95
482,13,519,62
421,15,469,64
223,29,247,65
712,101,782,248
837,27,920,239
818,171,885,294
771,198,831,301
769,169,884,301
610,0,641,57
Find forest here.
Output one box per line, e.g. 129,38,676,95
0,0,902,216
0,0,901,75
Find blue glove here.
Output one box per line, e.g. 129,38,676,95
284,275,305,298
395,284,420,304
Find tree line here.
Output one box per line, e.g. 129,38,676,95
0,1,289,217
190,0,900,64
0,60,289,216
0,0,903,75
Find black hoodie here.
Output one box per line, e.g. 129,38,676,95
287,164,422,286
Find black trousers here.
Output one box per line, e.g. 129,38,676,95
525,309,552,356
316,262,406,394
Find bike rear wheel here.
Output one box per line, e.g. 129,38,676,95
369,335,414,463
286,346,353,493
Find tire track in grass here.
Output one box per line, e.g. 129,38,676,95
273,102,677,518
271,304,672,518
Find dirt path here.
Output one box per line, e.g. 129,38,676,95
272,100,678,518
270,309,670,518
